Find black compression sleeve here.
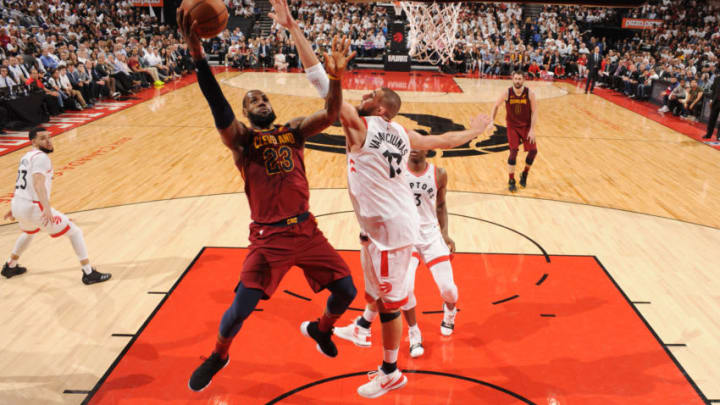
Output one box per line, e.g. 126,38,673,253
194,58,235,130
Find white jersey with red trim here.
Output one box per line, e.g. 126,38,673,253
347,115,419,251
404,162,440,238
12,149,53,202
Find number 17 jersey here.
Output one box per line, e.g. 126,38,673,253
347,116,419,251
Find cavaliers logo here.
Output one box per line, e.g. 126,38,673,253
306,113,510,157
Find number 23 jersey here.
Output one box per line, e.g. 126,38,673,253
347,116,419,251
240,124,309,224
13,150,52,202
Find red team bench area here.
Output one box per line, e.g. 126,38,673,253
85,248,705,404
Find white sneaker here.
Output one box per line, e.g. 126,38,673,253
658,106,670,113
333,317,372,347
408,328,424,358
357,367,407,398
441,304,457,336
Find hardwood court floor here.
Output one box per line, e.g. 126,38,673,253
0,70,718,404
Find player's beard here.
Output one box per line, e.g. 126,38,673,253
513,82,523,89
248,110,276,128
39,146,53,154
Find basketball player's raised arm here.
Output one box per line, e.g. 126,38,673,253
435,167,455,253
177,9,250,151
527,89,537,144
269,0,341,100
407,113,492,150
268,0,355,137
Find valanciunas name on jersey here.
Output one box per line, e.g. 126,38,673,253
368,130,408,157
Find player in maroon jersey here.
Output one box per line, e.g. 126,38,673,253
491,70,538,192
177,1,358,393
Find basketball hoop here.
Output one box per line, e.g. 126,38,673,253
394,1,462,65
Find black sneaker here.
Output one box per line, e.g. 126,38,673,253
82,268,112,285
300,320,338,358
702,134,712,139
508,178,517,192
519,171,528,188
2,262,27,278
188,353,230,392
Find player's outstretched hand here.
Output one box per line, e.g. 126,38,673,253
268,0,296,30
324,35,356,79
3,210,14,221
470,113,492,134
176,7,203,59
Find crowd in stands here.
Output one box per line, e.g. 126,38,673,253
0,0,196,130
3,0,719,129
212,0,717,122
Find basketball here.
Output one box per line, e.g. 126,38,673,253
180,0,229,39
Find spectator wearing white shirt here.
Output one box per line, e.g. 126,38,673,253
58,66,87,109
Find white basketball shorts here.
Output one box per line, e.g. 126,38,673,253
11,198,72,237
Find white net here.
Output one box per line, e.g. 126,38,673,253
395,1,463,65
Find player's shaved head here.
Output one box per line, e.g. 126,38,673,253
243,89,265,108
379,87,401,118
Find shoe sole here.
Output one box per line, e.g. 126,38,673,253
333,328,372,347
300,321,335,358
357,375,408,398
441,327,454,336
188,358,230,392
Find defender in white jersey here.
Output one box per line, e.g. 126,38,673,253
335,148,459,359
337,87,491,398
402,149,459,358
2,129,111,284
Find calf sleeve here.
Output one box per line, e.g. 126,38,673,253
429,260,458,304
11,233,35,257
66,222,88,262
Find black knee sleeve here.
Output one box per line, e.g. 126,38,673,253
379,311,401,323
220,283,263,338
325,276,357,315
508,149,518,165
526,149,537,165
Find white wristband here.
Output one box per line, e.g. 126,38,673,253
305,63,330,98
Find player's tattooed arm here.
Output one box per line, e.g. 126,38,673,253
407,113,491,150
292,35,355,139
435,167,455,253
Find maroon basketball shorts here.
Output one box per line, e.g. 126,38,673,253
240,215,351,299
507,126,537,152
